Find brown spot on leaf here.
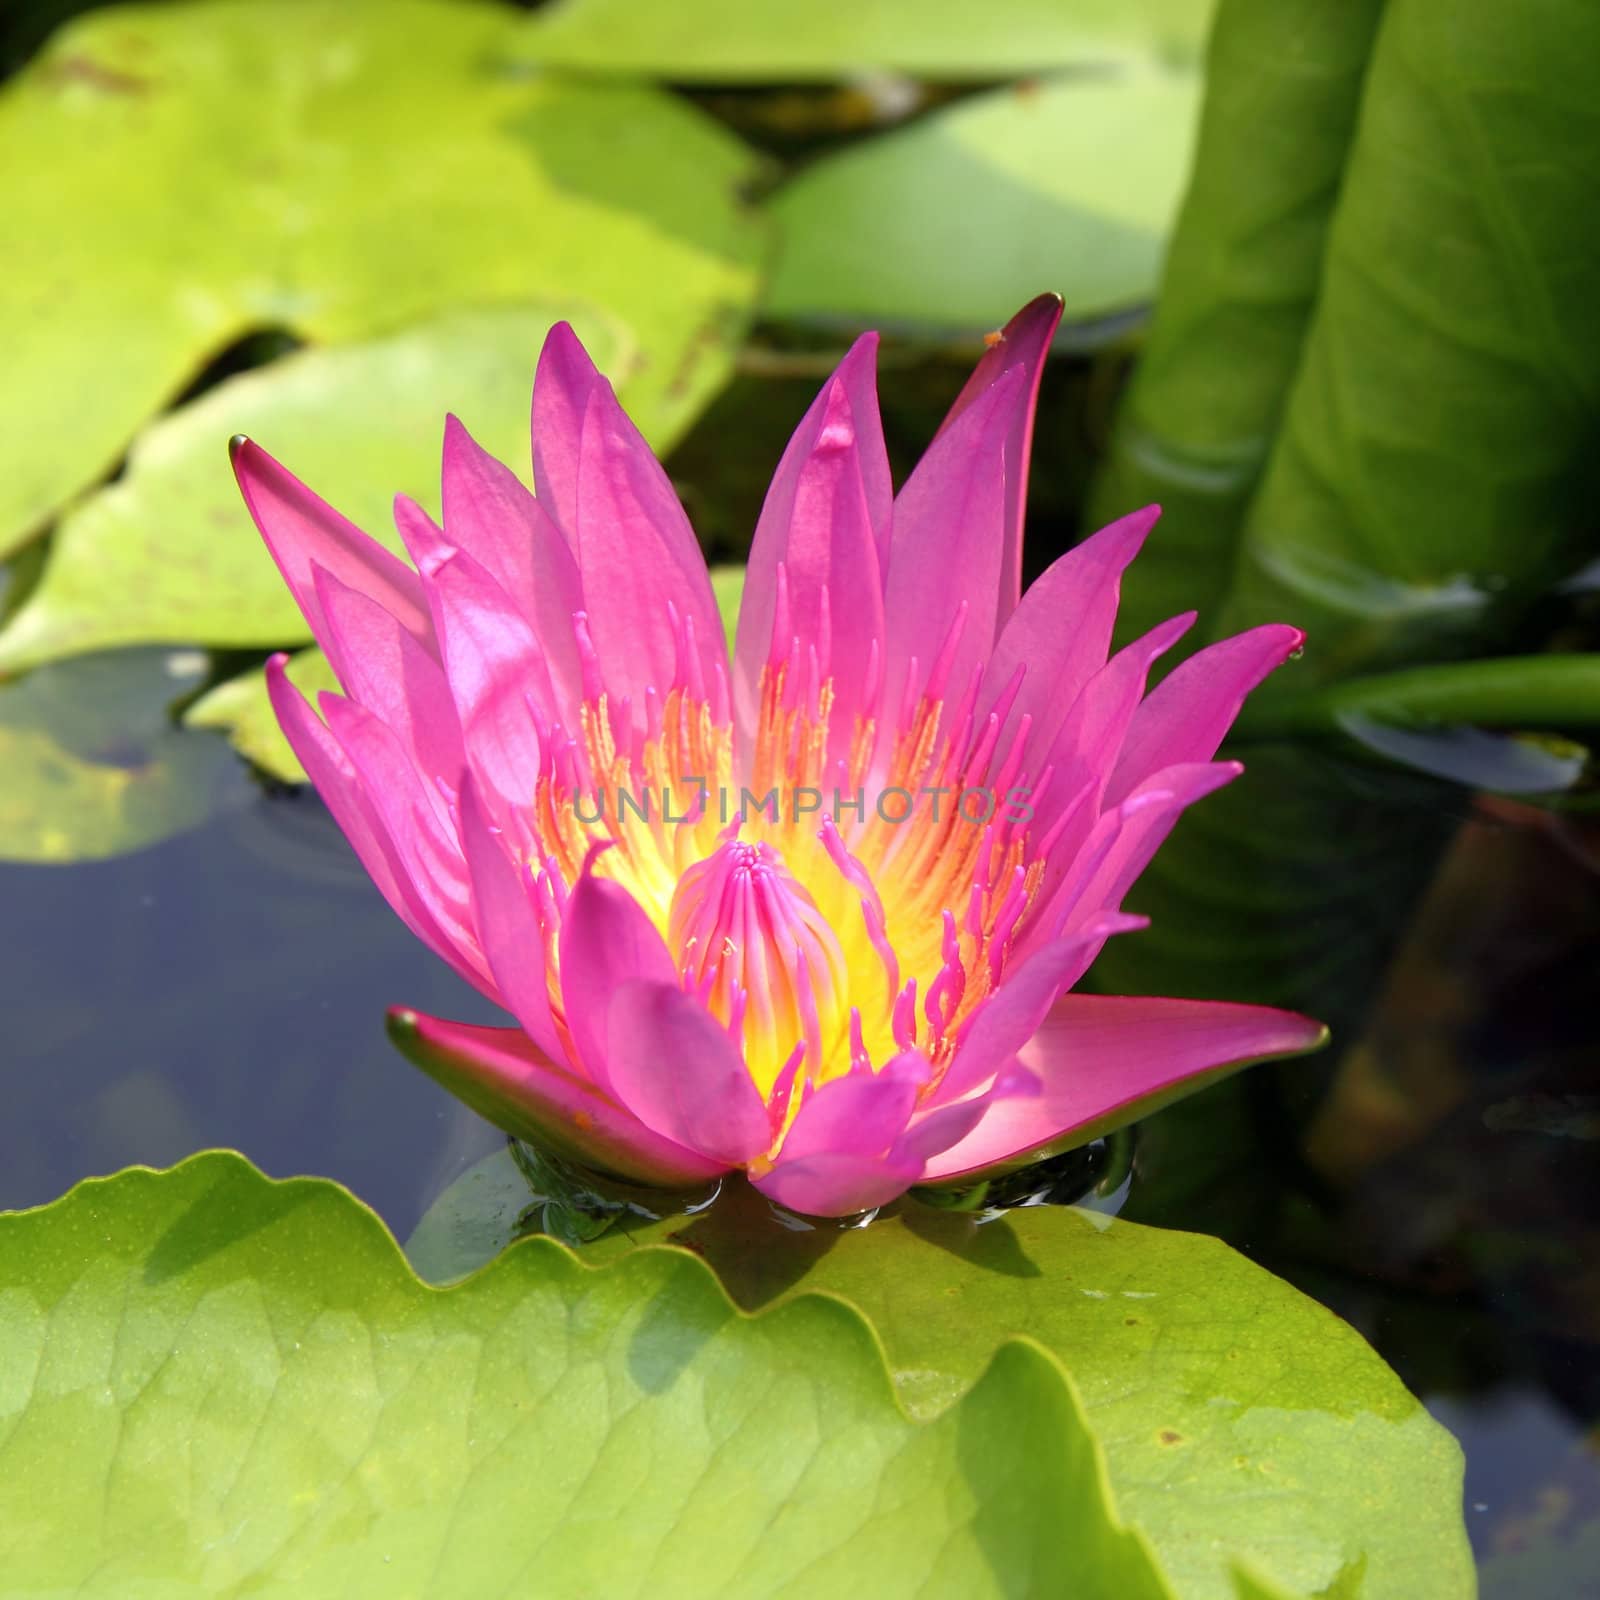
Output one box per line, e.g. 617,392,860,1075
1158,1429,1184,1446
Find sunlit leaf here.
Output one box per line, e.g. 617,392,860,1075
507,0,1217,80
1,305,678,673
764,69,1201,335
2,1151,1189,1598
0,0,762,562
410,1149,1474,1600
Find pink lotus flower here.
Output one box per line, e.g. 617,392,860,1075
233,295,1325,1217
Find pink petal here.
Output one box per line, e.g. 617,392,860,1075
882,365,1022,720
311,564,465,787
557,869,679,1090
530,321,604,539
978,506,1162,774
897,1061,1040,1164
919,995,1328,1183
604,980,772,1166
267,656,480,994
775,1052,931,1163
387,1008,724,1187
932,294,1064,621
734,335,886,765
1026,608,1195,852
397,508,552,849
456,776,562,1059
932,916,1145,1108
572,380,724,728
231,437,432,651
751,1150,924,1218
439,417,587,723
318,691,484,983
1107,623,1304,807
1054,761,1242,940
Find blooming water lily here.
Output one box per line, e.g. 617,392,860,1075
233,295,1327,1217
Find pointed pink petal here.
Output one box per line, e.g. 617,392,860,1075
933,294,1063,620
267,656,480,993
1023,761,1243,959
231,437,432,650
397,508,552,849
776,1052,930,1163
456,776,562,1060
919,995,1329,1183
318,691,484,984
530,321,603,538
1026,608,1194,850
751,1150,924,1218
1055,761,1242,939
734,335,886,764
311,564,465,787
883,366,1022,720
932,916,1145,1107
557,870,678,1090
979,506,1162,772
1107,623,1305,807
387,1008,725,1187
573,380,724,725
604,980,771,1166
439,417,587,721
897,1061,1040,1164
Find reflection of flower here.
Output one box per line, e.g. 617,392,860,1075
234,295,1325,1217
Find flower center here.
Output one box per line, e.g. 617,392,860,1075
668,838,849,1096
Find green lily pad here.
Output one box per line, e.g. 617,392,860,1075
0,303,706,674
183,565,749,782
409,1149,1475,1600
2,1150,1195,1597
0,0,762,562
764,68,1201,334
0,649,247,862
507,0,1217,81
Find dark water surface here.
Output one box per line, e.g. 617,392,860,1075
3,762,1597,1594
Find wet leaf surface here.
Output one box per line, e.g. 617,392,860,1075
409,1148,1474,1600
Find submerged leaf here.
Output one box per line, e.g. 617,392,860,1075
0,650,247,862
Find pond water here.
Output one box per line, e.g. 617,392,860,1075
2,711,1596,1594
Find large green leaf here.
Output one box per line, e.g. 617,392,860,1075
182,564,750,782
0,0,762,562
3,1151,1203,1598
1089,0,1600,1046
1087,0,1385,643
409,1149,1474,1600
0,304,682,673
507,0,1217,80
0,649,247,862
764,69,1202,335
1213,0,1600,674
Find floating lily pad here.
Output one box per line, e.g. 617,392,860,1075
409,1150,1474,1600
0,649,247,862
3,1151,1192,1597
0,0,763,562
507,0,1217,81
764,69,1201,334
0,304,696,674
183,565,748,782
